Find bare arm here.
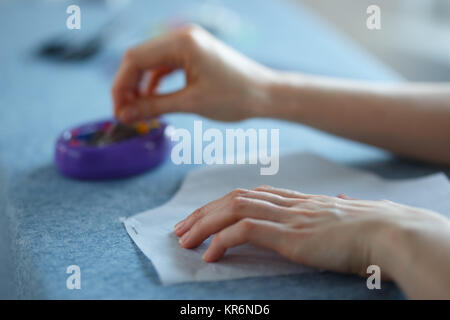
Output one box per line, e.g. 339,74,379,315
261,74,450,165
113,26,450,165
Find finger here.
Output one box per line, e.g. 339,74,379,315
112,33,181,112
116,87,194,124
244,189,296,207
180,197,291,249
175,189,257,237
253,185,311,199
202,218,290,262
174,190,239,237
175,188,292,238
143,67,175,96
112,62,142,111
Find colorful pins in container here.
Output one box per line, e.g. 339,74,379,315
55,118,171,180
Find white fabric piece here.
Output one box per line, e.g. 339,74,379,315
124,152,450,285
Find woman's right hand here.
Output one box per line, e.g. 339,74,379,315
174,185,450,299
112,25,276,124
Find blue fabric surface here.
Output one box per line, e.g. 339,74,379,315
1,0,447,299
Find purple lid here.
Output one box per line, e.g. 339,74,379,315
55,118,172,180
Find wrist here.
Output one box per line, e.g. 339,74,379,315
255,70,310,120
369,220,414,282
245,68,280,119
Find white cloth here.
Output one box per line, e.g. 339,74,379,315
124,153,450,285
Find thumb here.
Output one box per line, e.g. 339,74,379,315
117,88,194,123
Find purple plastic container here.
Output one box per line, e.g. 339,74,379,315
55,118,172,180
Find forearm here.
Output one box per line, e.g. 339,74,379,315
374,214,450,299
259,72,450,165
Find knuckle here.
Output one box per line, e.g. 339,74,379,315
191,216,205,232
175,24,210,53
231,196,248,214
254,184,271,191
180,24,202,36
177,25,199,46
230,188,247,198
239,218,255,232
192,207,205,220
123,48,137,65
211,233,222,246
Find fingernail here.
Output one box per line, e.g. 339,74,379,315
174,220,185,232
179,230,190,245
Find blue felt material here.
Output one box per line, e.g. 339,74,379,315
1,0,448,299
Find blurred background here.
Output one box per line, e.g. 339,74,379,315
300,0,450,81
1,0,449,88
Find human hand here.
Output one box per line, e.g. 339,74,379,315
112,25,276,124
173,185,450,284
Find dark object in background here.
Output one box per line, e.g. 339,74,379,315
38,35,104,61
37,6,125,62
